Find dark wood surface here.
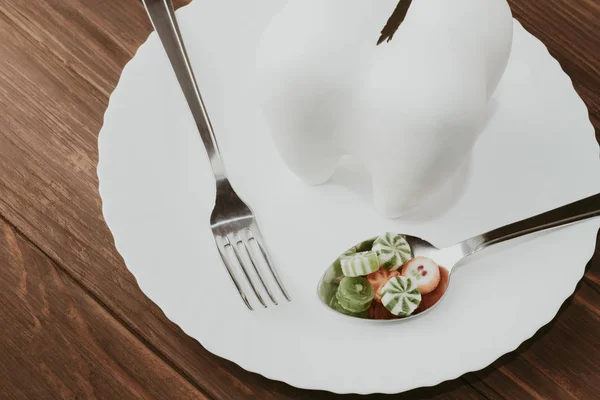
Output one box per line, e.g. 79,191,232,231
0,0,598,398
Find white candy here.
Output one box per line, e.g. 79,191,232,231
341,251,380,277
401,257,441,295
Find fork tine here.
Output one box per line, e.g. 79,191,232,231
238,233,278,306
214,237,253,310
248,225,291,302
225,235,267,308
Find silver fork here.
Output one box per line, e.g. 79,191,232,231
143,0,290,309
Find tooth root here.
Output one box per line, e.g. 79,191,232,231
263,100,339,185
261,81,345,186
274,138,338,185
371,173,417,219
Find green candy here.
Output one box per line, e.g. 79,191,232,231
340,251,380,277
338,276,375,303
372,233,412,270
336,293,371,313
335,277,374,313
354,238,376,253
333,298,368,318
380,276,422,317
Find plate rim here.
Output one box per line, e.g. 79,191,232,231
97,2,599,394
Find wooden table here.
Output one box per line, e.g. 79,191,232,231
1,1,598,398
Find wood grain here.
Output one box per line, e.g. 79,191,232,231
508,0,600,136
0,0,598,399
0,217,203,399
0,2,305,399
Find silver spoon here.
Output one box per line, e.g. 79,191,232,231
318,193,600,321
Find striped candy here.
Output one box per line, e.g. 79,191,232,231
340,251,380,277
372,233,412,270
380,276,422,317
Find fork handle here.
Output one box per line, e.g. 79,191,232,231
143,0,227,180
462,192,600,253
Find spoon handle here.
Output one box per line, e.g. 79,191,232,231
462,193,600,253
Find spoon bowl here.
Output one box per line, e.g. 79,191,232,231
318,193,600,321
317,235,463,322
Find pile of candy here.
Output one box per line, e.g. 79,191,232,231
333,233,443,319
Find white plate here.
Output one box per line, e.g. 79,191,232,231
98,1,600,394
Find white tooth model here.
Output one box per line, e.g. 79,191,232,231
255,0,513,218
